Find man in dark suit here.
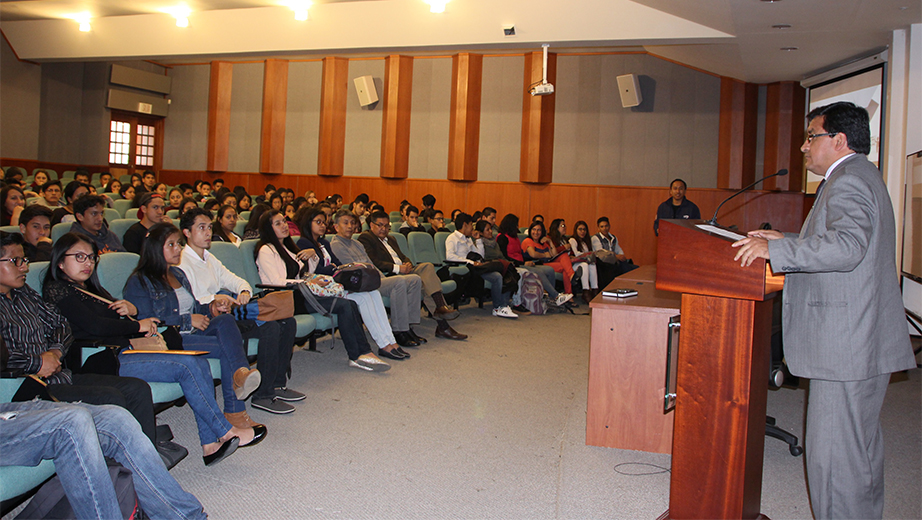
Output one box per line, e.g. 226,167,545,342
733,102,914,519
359,211,467,341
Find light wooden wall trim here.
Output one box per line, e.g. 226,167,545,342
206,61,233,172
380,55,414,179
447,53,483,182
717,77,758,190
520,50,557,184
763,81,806,191
318,56,349,177
160,168,806,266
259,59,288,174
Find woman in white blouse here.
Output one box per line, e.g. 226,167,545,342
568,220,599,303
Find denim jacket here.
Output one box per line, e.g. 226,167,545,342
124,266,209,333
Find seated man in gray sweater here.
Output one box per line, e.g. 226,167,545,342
329,209,426,348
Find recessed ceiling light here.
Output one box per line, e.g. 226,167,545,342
426,0,449,13
780,47,799,51
772,24,792,29
761,0,782,3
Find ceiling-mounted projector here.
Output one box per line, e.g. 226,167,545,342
529,44,554,96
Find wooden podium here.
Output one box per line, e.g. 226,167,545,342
655,220,784,520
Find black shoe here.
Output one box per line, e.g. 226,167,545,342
408,328,427,345
435,322,468,340
240,424,268,448
378,348,406,360
203,437,239,466
394,331,421,347
156,424,175,443
157,440,188,470
395,347,411,358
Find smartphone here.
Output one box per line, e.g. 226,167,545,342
602,288,638,298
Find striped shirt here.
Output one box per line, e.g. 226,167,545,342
0,284,73,385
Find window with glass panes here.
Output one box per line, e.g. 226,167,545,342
136,124,155,167
109,121,131,165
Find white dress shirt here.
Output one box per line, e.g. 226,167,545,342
179,245,251,305
444,230,484,264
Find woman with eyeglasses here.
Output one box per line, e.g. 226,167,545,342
295,208,408,359
254,209,390,371
43,232,262,466
124,223,268,450
568,220,599,304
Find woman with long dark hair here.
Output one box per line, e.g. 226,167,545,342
495,214,571,307
43,232,258,465
212,204,242,246
1,185,25,226
569,220,599,303
295,208,405,359
521,221,577,302
124,223,269,433
255,209,390,371
243,203,270,240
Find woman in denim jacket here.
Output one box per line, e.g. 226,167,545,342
124,222,269,438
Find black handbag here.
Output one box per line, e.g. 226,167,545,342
333,263,381,292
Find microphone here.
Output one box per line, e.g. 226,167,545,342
707,169,789,226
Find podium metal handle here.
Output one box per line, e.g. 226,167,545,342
664,315,680,413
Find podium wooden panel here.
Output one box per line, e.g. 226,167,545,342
656,220,782,520
586,277,679,454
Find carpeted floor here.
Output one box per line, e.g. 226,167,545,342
148,304,921,520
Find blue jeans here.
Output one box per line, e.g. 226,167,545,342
524,265,558,298
0,400,206,520
179,313,249,413
118,352,234,446
481,271,509,308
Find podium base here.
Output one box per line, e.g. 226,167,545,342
657,510,770,520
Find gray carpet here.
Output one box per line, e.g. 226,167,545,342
152,305,921,520
10,305,917,519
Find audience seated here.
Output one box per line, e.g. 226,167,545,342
212,204,243,246
18,204,53,262
123,192,167,254
521,221,577,301
591,216,638,289
445,213,517,319
495,214,569,307
425,209,449,238
178,207,302,416
33,180,64,208
70,194,126,254
1,185,25,226
42,232,254,466
294,208,408,360
51,181,90,226
123,223,266,439
568,220,599,303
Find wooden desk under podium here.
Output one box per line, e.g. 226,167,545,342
586,266,679,454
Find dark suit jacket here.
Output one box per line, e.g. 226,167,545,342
358,231,410,274
767,154,914,381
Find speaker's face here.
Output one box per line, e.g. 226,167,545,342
670,181,686,203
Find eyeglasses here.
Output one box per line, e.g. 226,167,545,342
805,132,836,143
0,257,29,268
64,252,98,264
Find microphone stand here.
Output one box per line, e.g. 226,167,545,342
707,169,789,226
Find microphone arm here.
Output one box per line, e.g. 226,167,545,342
707,169,789,226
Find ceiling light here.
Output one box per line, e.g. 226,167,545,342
426,0,449,13
771,24,792,29
70,12,92,32
287,1,312,20
780,47,799,51
161,5,192,27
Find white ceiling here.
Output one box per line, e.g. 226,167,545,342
1,0,919,83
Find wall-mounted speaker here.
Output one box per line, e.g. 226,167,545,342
353,75,378,107
616,74,642,108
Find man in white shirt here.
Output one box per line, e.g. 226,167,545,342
444,212,516,319
178,207,303,417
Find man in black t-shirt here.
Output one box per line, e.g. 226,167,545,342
654,178,701,236
122,193,167,254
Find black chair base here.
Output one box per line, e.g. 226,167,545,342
766,416,803,456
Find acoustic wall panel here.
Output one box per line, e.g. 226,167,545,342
163,64,209,171
408,57,451,180
478,55,523,183
110,64,172,95
284,61,323,176
227,62,263,173
343,59,384,178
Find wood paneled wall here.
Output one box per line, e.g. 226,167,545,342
206,61,233,172
259,59,288,174
160,168,806,266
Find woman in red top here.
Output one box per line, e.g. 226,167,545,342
496,214,572,306
520,220,579,301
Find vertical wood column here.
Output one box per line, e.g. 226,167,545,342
447,53,483,182
763,81,806,191
206,61,232,172
520,50,557,184
717,77,758,190
260,59,289,174
380,55,414,179
318,57,349,177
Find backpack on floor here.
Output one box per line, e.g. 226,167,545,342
17,462,140,519
518,269,547,315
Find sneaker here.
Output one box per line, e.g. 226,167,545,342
352,353,391,372
252,397,296,414
571,265,584,290
274,387,306,402
492,306,518,319
511,304,531,315
555,293,574,306
156,440,188,470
